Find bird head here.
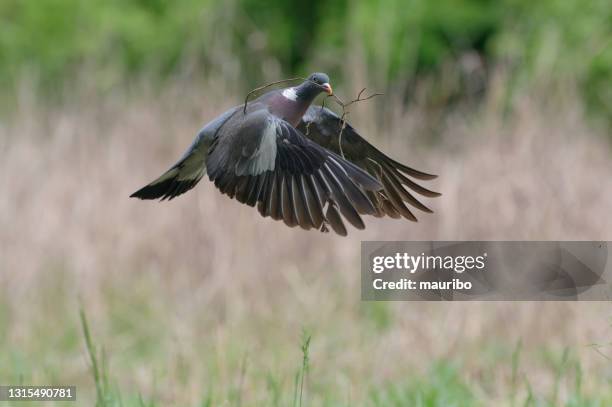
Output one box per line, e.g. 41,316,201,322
281,72,333,107
306,72,333,95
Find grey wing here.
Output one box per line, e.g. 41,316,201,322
298,106,440,221
130,107,239,200
206,109,383,236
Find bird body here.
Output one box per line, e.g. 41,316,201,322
131,73,439,235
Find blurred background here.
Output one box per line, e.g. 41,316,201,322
0,0,611,405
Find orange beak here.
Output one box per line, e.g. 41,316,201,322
321,83,333,95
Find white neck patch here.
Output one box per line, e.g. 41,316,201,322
281,87,298,101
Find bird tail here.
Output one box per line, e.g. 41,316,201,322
130,165,205,201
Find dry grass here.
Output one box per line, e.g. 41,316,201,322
0,80,611,405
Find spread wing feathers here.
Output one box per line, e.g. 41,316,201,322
130,132,208,201
206,110,383,236
298,106,440,221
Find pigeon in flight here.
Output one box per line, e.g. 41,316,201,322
131,73,440,235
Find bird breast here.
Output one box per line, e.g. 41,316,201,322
267,93,309,127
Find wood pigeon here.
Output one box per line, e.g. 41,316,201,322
131,73,440,236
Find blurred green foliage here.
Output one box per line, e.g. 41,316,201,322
0,0,609,120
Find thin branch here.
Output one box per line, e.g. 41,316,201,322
242,79,383,160
243,77,305,114
326,88,384,158
243,77,334,114
329,88,384,110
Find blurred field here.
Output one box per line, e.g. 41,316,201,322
0,75,611,406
